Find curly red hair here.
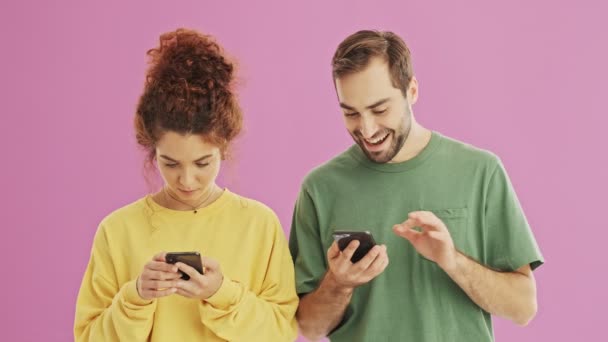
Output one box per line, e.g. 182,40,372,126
134,28,242,163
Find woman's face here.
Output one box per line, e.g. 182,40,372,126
154,131,222,204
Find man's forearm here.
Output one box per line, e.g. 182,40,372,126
442,251,537,326
296,272,353,340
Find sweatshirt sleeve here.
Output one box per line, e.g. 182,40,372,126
198,217,299,341
74,223,157,341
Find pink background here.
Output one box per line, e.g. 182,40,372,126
1,0,606,341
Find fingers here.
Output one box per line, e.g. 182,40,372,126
427,230,443,240
174,287,195,298
143,270,182,281
327,241,389,288
140,286,177,299
138,272,178,300
142,257,180,285
394,211,445,238
340,240,360,262
327,241,340,260
398,211,426,230
174,278,199,294
355,244,386,270
371,260,389,277
176,262,202,280
393,223,421,242
143,261,179,283
174,277,213,299
407,211,445,231
146,260,178,273
137,253,178,300
364,251,389,278
141,279,179,290
152,252,167,262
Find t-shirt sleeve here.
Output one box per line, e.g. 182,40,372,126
484,158,544,271
289,185,328,295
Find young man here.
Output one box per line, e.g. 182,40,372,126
289,30,543,341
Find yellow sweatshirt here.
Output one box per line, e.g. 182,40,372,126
74,190,298,341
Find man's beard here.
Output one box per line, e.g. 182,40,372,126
353,116,411,164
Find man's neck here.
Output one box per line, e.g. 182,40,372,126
389,123,432,163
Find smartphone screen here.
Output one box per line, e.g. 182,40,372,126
332,231,377,263
165,252,204,280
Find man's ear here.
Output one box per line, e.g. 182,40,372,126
407,76,419,105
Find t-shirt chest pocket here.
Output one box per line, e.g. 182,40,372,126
424,207,469,250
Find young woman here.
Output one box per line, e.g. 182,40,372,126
74,28,298,341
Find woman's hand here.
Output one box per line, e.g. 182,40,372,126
174,256,224,300
136,252,182,300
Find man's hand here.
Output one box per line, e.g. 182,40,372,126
393,211,457,271
326,240,389,289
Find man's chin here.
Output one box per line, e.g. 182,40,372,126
360,145,392,164
369,154,391,164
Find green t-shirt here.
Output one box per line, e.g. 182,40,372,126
289,132,543,342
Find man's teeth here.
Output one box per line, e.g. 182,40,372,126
366,133,389,144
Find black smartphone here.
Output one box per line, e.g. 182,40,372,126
332,230,377,263
165,252,204,280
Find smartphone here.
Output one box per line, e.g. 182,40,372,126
165,252,204,280
332,230,377,263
